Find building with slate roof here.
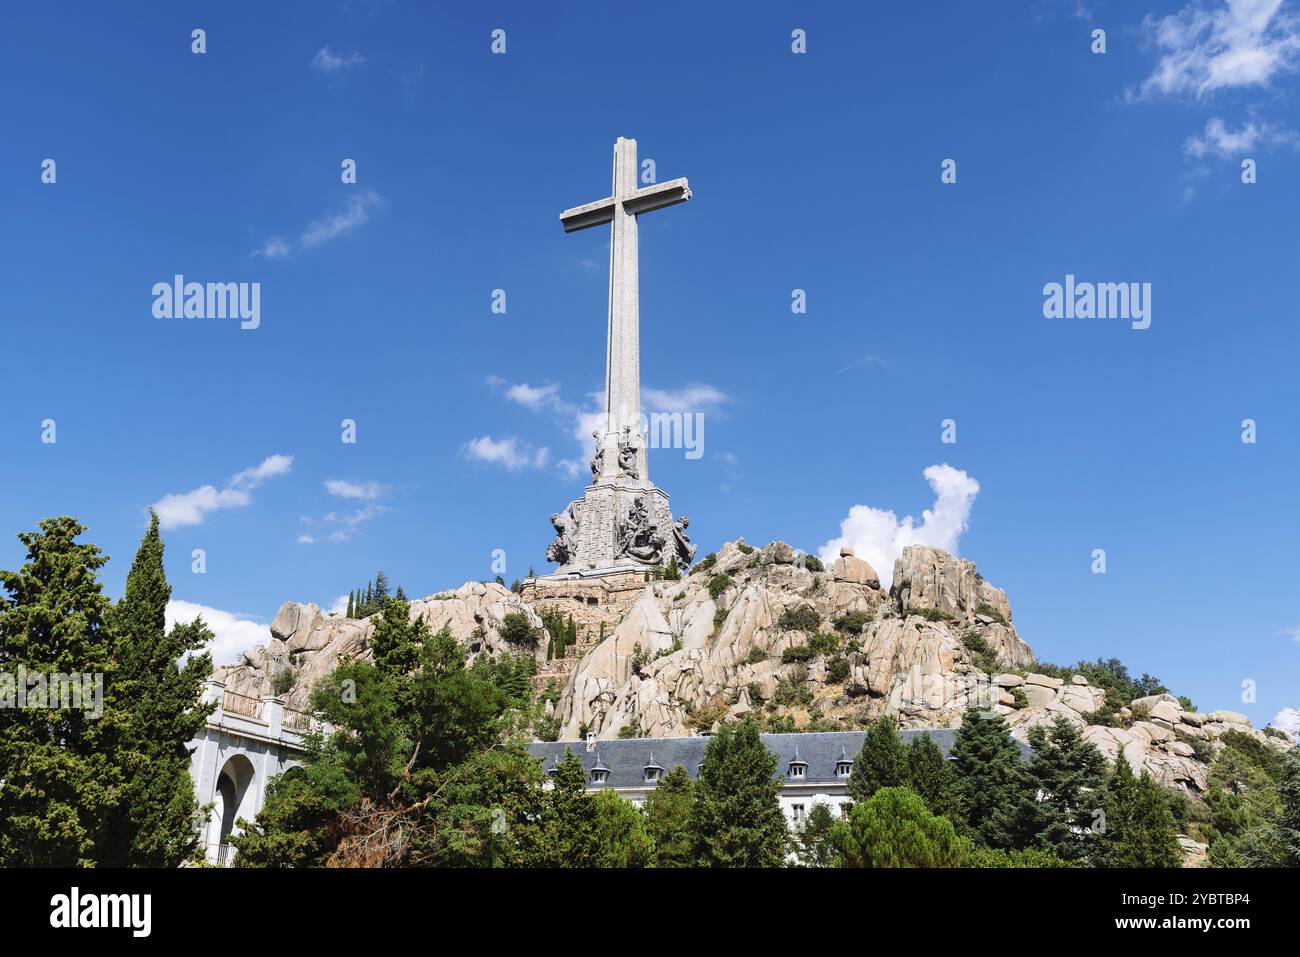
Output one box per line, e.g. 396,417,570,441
529,729,1033,826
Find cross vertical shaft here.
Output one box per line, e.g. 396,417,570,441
606,137,641,478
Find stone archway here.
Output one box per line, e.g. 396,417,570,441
209,753,257,864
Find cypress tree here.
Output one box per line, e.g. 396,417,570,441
949,707,1036,849
643,765,695,867
689,719,788,867
0,518,124,866
1099,753,1182,867
905,732,959,819
103,511,214,867
848,714,908,802
346,591,355,619
1026,715,1108,862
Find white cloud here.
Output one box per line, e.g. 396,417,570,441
310,46,365,74
297,533,317,544
1280,624,1300,641
323,505,389,543
464,435,550,471
819,464,981,589
253,236,290,260
1184,115,1300,155
324,478,384,501
152,454,293,530
1136,0,1300,99
166,599,270,667
251,191,384,259
327,594,349,615
300,191,384,249
1272,707,1300,741
505,382,562,410
642,383,729,414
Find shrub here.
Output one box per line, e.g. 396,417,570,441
746,681,765,704
499,610,537,644
707,573,733,601
961,630,999,674
974,603,1007,625
772,666,813,707
801,554,824,573
746,646,767,665
826,655,850,684
686,696,729,732
778,604,821,633
694,552,717,574
966,846,1076,868
272,668,294,697
833,610,871,635
912,607,956,623
1011,686,1028,709
737,542,755,555
664,556,681,580
781,644,816,664
808,631,840,656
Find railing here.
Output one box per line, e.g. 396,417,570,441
222,690,262,719
208,842,235,867
283,707,313,732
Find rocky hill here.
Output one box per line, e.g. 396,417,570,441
218,538,1292,804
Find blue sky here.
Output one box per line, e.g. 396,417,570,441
1,1,1297,732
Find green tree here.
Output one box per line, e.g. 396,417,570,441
346,591,355,619
793,803,839,867
905,732,958,819
1025,716,1108,862
643,765,695,867
847,714,908,803
102,511,214,867
690,719,788,867
834,787,968,867
591,789,654,867
949,707,1035,849
1098,753,1182,868
0,518,124,866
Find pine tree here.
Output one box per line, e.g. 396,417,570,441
643,765,695,867
374,571,390,605
0,518,123,866
847,714,908,802
368,596,427,680
949,707,1036,849
1276,753,1300,867
1099,753,1182,867
1026,715,1109,862
394,585,407,602
690,719,788,867
835,786,969,867
794,802,839,867
591,789,653,867
103,511,215,867
905,732,959,819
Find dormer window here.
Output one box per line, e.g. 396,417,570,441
590,752,610,785
643,751,664,784
787,746,807,780
835,745,853,779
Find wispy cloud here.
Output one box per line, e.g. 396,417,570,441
322,505,389,543
310,46,365,74
324,478,385,501
464,435,551,471
301,191,384,248
1273,706,1300,741
819,464,981,589
1184,114,1300,155
1133,0,1300,100
152,454,293,529
251,191,384,259
166,599,270,666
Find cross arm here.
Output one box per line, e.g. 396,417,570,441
559,196,616,233
623,178,691,216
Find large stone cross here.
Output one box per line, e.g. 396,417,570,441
560,137,691,485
